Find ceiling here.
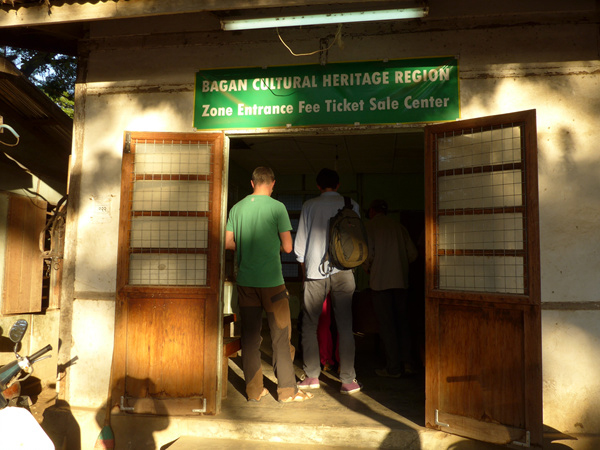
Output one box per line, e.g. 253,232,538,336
229,130,425,176
1,1,596,57
0,0,421,55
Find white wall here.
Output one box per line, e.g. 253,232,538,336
65,8,600,435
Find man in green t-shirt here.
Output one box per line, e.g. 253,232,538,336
225,167,313,403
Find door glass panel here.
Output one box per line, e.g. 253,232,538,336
130,216,209,249
439,255,524,293
439,214,523,250
127,139,213,286
129,254,207,285
438,171,522,209
437,126,521,169
434,124,527,294
132,180,210,212
135,141,211,174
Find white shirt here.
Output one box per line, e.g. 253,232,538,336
294,191,360,280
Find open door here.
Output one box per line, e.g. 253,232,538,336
424,110,542,447
112,131,225,415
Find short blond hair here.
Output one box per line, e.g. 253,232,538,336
252,167,275,186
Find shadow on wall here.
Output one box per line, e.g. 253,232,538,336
542,311,600,436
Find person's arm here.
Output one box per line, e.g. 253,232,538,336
351,198,361,217
294,208,307,263
225,230,236,250
279,230,293,254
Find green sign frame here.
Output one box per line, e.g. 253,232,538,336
194,56,459,130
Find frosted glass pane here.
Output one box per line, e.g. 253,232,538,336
437,126,521,171
131,217,208,249
135,142,211,175
439,255,524,294
439,214,523,251
129,254,207,286
132,180,209,212
438,170,522,209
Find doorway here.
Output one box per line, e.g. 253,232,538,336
225,129,427,422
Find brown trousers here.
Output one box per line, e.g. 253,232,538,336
237,284,297,401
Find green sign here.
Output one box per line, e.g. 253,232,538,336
194,56,459,130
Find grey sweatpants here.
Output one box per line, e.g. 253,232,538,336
301,270,357,384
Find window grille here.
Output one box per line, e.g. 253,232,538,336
434,125,527,294
127,138,214,286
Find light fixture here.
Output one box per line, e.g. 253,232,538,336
221,7,429,31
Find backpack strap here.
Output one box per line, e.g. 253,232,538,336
319,196,349,276
320,196,353,276
343,196,352,210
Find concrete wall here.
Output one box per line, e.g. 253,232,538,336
64,4,600,436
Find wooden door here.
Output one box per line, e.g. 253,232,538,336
3,194,47,314
113,132,224,415
424,110,542,447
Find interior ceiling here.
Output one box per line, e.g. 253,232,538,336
229,131,424,175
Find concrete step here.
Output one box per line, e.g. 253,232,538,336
45,405,599,450
38,332,599,450
105,409,509,450
167,436,383,449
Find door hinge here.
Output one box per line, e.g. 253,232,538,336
435,409,450,427
124,132,131,153
120,396,135,412
192,398,207,414
512,431,530,447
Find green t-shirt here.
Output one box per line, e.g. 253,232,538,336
226,195,292,287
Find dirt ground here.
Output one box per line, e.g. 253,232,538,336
29,385,57,423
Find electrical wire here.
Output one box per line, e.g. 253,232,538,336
3,151,33,176
277,24,343,57
0,124,19,147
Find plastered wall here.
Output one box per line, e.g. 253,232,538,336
65,11,600,434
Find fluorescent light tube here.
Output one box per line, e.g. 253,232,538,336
221,7,429,31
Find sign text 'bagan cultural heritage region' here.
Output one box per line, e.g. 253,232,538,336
194,56,459,129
